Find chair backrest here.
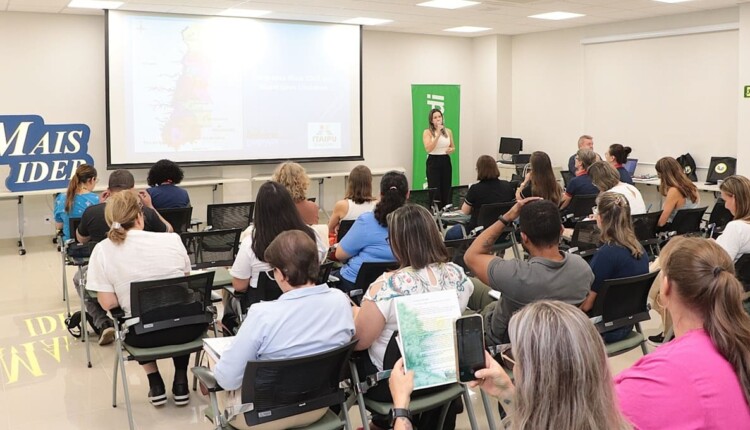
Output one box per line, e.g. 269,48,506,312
318,260,335,285
337,219,356,243
353,261,400,297
180,228,241,270
570,220,600,251
207,202,254,230
670,206,708,235
256,270,283,302
408,188,438,213
568,194,598,219
240,339,357,427
158,206,193,234
128,271,215,335
632,211,663,242
476,201,515,230
708,199,734,236
561,170,574,188
592,271,659,333
69,217,82,241
735,254,750,292
451,185,469,209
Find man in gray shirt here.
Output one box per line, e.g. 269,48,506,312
465,198,593,345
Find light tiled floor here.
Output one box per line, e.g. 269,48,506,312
0,237,662,430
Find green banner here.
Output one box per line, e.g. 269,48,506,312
411,84,461,189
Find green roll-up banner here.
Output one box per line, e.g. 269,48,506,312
411,84,461,189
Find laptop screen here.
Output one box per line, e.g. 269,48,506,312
624,159,638,176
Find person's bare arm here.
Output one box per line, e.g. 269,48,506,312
658,188,682,227
327,200,349,233
460,202,472,215
354,281,387,351
580,291,597,312
560,193,572,209
97,291,120,310
446,129,455,154
389,358,415,430
423,128,444,153
232,277,250,293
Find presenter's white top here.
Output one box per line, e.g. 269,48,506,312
343,199,376,221
429,132,451,155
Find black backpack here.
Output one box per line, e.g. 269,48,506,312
676,153,698,181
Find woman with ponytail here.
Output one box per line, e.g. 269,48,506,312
335,171,409,294
616,236,750,429
53,164,98,241
86,191,202,408
580,192,649,342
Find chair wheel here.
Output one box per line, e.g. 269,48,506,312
19,249,26,255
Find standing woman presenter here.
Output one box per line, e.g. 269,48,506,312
423,108,455,209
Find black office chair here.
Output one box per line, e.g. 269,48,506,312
566,220,600,260
158,206,193,234
563,194,598,225
207,202,254,231
349,261,399,305
735,254,750,293
668,206,708,236
632,211,663,259
444,237,476,275
194,339,358,430
451,185,469,209
336,219,356,243
408,188,439,214
180,229,241,270
475,201,521,260
707,199,733,238
561,170,574,188
318,260,335,285
590,271,659,357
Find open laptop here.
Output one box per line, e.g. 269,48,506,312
624,159,638,176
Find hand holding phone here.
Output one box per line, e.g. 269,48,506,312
454,314,486,383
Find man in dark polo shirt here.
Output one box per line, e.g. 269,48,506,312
560,149,600,210
74,169,173,345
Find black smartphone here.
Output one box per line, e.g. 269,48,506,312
454,314,486,383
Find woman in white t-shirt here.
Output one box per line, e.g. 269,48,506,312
327,165,377,240
716,175,750,261
589,161,647,215
353,204,473,429
86,190,198,408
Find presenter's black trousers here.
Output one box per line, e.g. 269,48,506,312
426,154,452,209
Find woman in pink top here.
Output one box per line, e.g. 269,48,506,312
615,237,750,429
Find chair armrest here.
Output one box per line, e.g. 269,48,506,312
192,366,224,393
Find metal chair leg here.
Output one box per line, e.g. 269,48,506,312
340,400,353,430
118,350,135,430
462,385,480,430
62,249,70,316
480,390,498,430
112,349,119,406
79,266,92,368
348,362,370,429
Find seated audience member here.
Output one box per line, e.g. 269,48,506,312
334,171,408,294
353,204,473,429
86,191,201,407
146,159,190,209
605,144,634,184
616,237,750,429
580,192,649,342
516,151,563,205
716,175,750,261
327,165,376,238
567,134,599,173
560,149,599,210
54,163,98,242
654,156,700,228
214,230,355,430
227,181,327,329
464,198,593,345
389,301,631,430
445,155,515,240
75,169,172,345
588,161,646,215
272,161,319,225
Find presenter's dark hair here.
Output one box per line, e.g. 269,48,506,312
252,181,316,263
65,164,97,213
346,165,374,205
428,108,447,137
264,230,319,287
374,171,409,227
519,200,562,247
608,144,632,165
147,159,184,187
476,155,500,181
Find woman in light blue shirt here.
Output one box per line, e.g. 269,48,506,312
54,164,98,241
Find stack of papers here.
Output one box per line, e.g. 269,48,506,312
203,337,236,362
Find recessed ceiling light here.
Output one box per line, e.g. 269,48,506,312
652,0,692,3
219,8,272,18
343,17,393,26
529,11,585,20
68,0,123,9
444,26,491,33
418,0,480,10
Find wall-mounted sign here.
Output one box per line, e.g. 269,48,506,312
745,86,750,98
0,115,94,192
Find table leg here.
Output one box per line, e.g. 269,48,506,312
317,178,329,218
17,196,26,255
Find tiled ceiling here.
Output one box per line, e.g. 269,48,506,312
0,0,742,35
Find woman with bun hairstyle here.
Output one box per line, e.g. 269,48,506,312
605,144,634,184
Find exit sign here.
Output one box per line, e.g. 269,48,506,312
746,86,750,98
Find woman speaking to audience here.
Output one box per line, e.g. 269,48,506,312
655,156,700,228
615,237,750,428
422,108,455,209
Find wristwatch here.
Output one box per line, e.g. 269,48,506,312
497,215,510,225
390,408,413,426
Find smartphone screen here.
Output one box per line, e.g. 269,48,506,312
455,315,486,383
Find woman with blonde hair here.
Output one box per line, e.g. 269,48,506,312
85,190,199,407
327,165,376,237
588,161,646,215
654,156,699,227
616,237,750,428
716,175,750,261
54,164,98,241
468,300,630,430
516,151,562,205
580,192,649,342
272,161,319,225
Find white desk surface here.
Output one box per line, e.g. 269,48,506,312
252,167,407,182
633,177,720,193
0,177,249,200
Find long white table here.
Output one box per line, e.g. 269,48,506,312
252,167,406,217
0,177,249,255
632,177,721,193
